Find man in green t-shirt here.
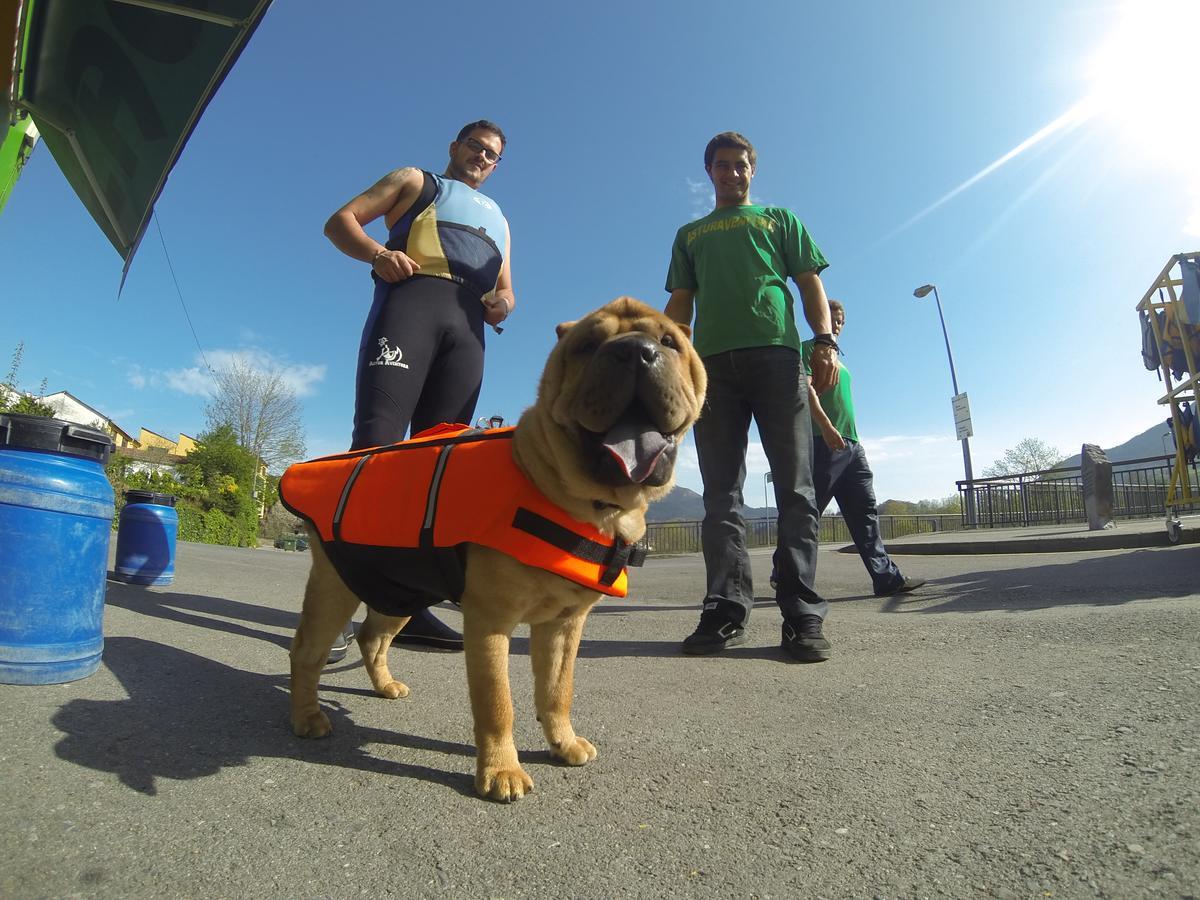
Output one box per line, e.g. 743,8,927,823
665,131,840,663
793,300,925,597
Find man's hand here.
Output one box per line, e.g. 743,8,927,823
808,343,840,394
482,293,512,326
820,420,847,452
371,249,421,283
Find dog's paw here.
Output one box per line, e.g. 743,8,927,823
476,766,535,802
291,709,332,738
549,735,598,766
375,680,410,700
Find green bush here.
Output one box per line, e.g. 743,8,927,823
177,503,257,547
107,425,261,548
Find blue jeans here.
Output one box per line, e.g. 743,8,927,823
694,347,828,625
812,437,904,595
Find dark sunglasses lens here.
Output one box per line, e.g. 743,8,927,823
466,138,498,162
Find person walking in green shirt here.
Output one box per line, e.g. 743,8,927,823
786,300,925,597
665,131,840,662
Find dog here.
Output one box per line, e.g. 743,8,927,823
283,297,706,801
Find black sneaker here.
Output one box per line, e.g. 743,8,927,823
875,577,926,597
392,607,464,651
681,609,746,656
326,628,353,665
781,615,831,663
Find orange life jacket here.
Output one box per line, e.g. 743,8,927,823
279,424,645,617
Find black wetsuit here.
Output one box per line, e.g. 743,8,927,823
351,171,509,450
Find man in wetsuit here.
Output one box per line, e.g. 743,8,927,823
322,120,516,658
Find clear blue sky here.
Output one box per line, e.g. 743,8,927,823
2,0,1196,503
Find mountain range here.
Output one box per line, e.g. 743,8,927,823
1055,419,1177,469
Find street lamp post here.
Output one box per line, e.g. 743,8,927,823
913,283,977,527
1161,432,1174,459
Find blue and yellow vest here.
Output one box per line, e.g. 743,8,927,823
377,171,509,301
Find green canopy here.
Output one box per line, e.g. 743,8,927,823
7,0,272,277
0,115,37,214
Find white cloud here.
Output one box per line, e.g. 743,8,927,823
278,363,327,398
1186,184,1200,238
686,177,711,218
126,366,146,389
161,348,327,399
164,366,214,397
863,434,967,503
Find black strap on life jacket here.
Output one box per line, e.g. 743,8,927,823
511,507,647,588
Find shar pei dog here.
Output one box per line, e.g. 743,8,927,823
281,297,706,801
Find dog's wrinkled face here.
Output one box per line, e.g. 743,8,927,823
538,297,706,492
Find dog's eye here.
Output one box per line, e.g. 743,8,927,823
660,333,677,350
573,339,599,355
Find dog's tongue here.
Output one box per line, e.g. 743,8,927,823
602,419,671,483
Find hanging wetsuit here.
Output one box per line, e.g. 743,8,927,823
352,172,510,450
279,425,646,618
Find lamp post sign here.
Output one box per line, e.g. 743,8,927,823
951,392,973,440
913,282,977,526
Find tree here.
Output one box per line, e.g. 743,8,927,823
982,437,1065,478
203,356,306,472
0,343,55,417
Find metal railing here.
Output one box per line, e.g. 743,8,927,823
641,513,965,555
639,454,1194,554
958,454,1192,528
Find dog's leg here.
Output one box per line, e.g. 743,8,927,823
530,612,598,766
356,608,411,699
289,540,361,738
463,610,532,802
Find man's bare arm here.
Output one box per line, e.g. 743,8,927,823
808,379,847,451
794,271,839,394
483,228,514,326
665,288,696,328
324,167,425,281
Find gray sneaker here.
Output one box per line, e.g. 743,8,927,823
325,628,353,665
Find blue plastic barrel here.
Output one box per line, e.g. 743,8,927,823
0,414,114,685
113,490,178,586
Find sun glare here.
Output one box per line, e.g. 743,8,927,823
880,0,1200,243
1085,0,1200,169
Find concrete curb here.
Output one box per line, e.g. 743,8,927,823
859,520,1200,555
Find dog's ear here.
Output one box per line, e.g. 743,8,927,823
555,320,578,340
675,322,692,339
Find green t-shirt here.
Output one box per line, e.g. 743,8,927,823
801,339,858,442
665,204,828,358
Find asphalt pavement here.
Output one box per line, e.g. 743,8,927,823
2,527,1197,899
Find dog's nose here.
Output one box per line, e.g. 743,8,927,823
609,334,661,366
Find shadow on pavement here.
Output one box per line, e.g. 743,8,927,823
103,580,297,651
51,636,477,798
883,546,1200,615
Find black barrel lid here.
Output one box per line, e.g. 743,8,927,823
125,490,177,507
0,413,114,463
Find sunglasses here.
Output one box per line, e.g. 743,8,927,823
463,137,501,164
